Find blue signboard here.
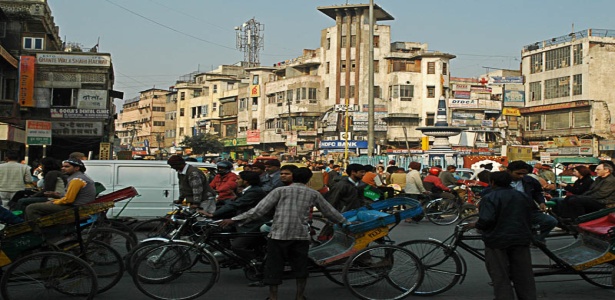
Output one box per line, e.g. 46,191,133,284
319,140,368,149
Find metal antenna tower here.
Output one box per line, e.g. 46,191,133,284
235,18,264,67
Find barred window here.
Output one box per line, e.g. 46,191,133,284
526,114,542,131
573,74,582,96
573,44,583,65
573,109,590,127
545,111,570,129
530,53,542,74
529,82,542,101
427,62,435,74
545,46,570,71
544,76,570,99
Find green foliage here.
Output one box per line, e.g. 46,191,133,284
179,133,223,155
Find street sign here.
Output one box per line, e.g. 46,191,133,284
99,142,111,160
26,120,52,145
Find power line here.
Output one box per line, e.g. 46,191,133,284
104,0,237,51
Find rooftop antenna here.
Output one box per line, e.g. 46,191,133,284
235,18,264,67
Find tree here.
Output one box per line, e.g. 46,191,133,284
180,133,224,155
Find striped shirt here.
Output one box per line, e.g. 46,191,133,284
232,183,346,240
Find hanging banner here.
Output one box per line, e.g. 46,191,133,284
19,56,36,107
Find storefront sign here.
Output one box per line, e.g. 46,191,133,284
599,140,615,151
246,130,260,144
36,53,111,67
452,83,472,91
489,76,524,85
19,56,36,107
579,139,593,146
361,104,387,112
77,89,108,109
50,108,110,119
26,120,52,145
319,140,368,149
579,147,593,155
353,112,387,131
298,130,317,137
507,146,533,161
481,120,494,127
503,84,525,107
502,107,521,116
449,99,478,108
519,101,590,114
52,121,103,137
553,136,580,147
453,91,471,99
222,138,248,147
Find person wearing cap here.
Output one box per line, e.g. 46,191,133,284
167,155,216,213
25,158,96,220
537,164,556,185
263,159,284,193
210,160,239,203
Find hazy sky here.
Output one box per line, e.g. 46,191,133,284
49,0,615,101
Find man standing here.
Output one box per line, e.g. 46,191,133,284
439,165,458,187
326,163,367,212
220,168,346,300
467,171,536,300
505,161,557,244
167,155,216,213
210,161,239,204
0,151,32,208
26,158,96,220
326,164,342,188
263,159,284,192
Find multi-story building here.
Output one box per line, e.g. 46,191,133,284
0,0,118,160
163,90,177,152
115,88,167,157
521,29,615,157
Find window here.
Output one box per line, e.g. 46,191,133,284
341,36,347,48
180,108,185,117
350,60,356,72
180,92,185,100
545,46,571,71
179,127,184,136
252,97,258,106
374,60,379,73
193,90,201,97
23,37,44,50
389,85,414,101
573,109,590,127
286,90,293,102
427,86,436,98
349,86,355,98
427,62,435,74
51,88,76,106
350,35,356,47
308,88,317,100
527,114,542,130
153,121,165,126
529,82,542,101
544,76,570,99
296,88,300,100
573,74,582,95
530,53,543,74
326,62,330,74
276,92,284,103
389,60,415,72
373,36,379,48
201,105,208,117
426,113,435,126
239,98,247,111
212,103,217,111
267,94,276,104
340,60,347,72
545,111,570,129
442,63,448,75
374,86,381,98
325,87,330,99
191,107,197,118
251,118,258,130
152,106,165,112
326,38,331,50
213,84,218,93
252,75,259,85
573,44,583,65
340,86,346,99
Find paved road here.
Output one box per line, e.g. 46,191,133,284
98,220,614,300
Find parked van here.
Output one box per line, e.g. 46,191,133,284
83,160,217,219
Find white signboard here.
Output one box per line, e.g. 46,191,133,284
52,121,103,137
449,99,478,108
36,53,111,66
77,89,108,109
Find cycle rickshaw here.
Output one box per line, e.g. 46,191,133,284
130,197,426,300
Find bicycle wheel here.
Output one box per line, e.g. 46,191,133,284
460,203,479,219
309,217,333,246
322,263,345,286
132,218,175,241
125,239,168,276
133,242,219,300
342,244,423,300
105,219,139,242
1,251,97,300
425,199,461,225
398,240,463,296
579,262,614,289
84,226,137,258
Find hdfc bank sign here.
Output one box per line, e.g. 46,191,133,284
448,99,478,108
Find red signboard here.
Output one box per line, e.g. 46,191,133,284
19,56,36,107
246,130,260,144
519,101,590,114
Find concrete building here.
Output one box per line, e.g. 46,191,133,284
0,0,118,160
115,88,167,157
521,29,615,158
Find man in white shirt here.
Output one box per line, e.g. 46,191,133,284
0,151,32,208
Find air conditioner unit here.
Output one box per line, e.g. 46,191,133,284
275,128,283,134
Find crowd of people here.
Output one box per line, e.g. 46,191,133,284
2,151,615,300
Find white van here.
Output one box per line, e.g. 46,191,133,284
83,160,217,219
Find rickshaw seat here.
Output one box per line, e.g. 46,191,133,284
578,212,615,236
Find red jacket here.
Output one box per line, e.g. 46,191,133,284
210,172,238,201
423,174,451,192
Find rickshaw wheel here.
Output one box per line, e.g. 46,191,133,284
580,262,614,289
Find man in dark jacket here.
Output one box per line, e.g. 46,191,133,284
326,163,367,212
467,171,536,300
202,171,267,261
167,155,216,213
561,162,615,218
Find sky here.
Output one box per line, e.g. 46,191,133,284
48,0,615,103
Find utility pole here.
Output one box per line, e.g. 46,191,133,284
367,0,375,157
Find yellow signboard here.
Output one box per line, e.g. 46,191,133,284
506,146,533,161
250,85,260,97
502,107,521,116
99,142,111,160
